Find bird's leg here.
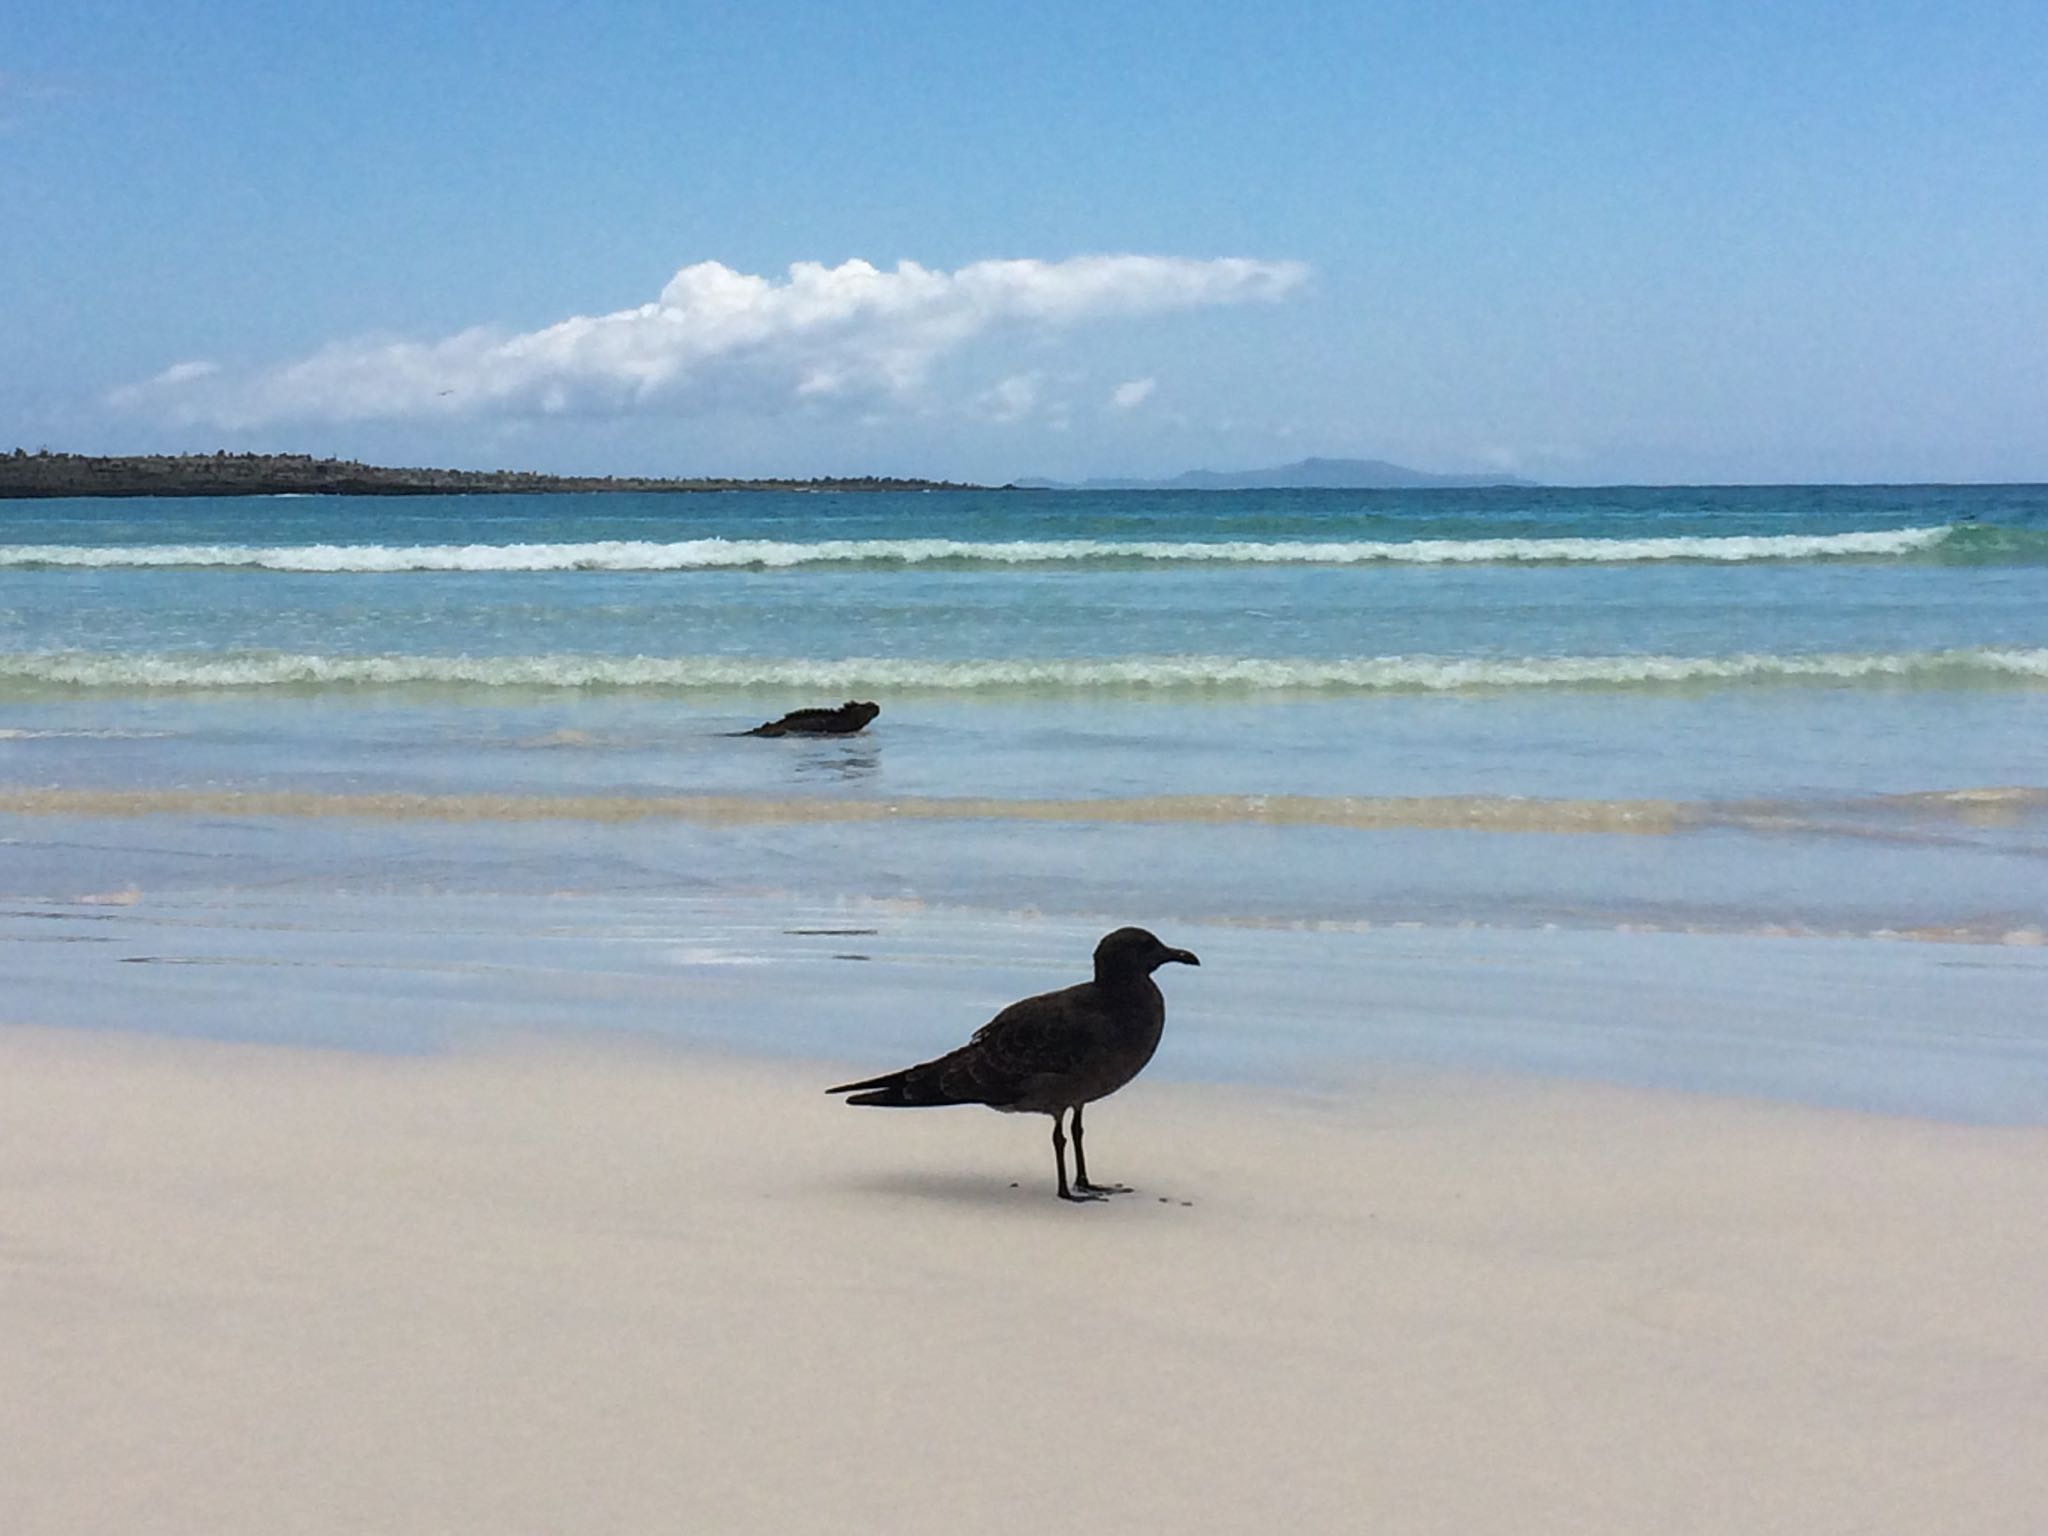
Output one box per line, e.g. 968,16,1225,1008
1070,1103,1131,1196
1053,1110,1102,1202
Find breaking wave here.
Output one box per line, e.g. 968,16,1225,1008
0,524,1995,572
5,647,2046,696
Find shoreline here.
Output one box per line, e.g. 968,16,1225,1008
0,451,988,498
5,1022,2045,1534
6,885,2045,1124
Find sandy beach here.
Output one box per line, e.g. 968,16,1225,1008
5,1022,2044,1535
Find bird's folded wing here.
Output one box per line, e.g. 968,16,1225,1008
962,988,1103,1083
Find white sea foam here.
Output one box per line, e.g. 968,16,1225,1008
5,647,2045,694
0,525,1959,571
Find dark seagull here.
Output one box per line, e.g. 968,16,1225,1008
827,927,1200,1201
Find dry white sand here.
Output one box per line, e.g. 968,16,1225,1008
3,1024,2044,1534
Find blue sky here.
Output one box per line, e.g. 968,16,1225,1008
4,0,2044,483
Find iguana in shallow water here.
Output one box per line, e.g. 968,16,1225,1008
734,700,881,737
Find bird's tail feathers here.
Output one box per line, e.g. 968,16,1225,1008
825,1061,960,1107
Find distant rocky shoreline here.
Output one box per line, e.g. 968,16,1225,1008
0,451,985,499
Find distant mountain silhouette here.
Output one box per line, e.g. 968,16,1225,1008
1015,456,1536,490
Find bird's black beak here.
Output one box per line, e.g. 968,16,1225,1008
1164,947,1200,967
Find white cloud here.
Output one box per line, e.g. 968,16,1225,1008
1110,376,1157,410
111,255,1308,428
148,360,221,387
973,372,1043,423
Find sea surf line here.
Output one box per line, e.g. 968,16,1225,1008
0,524,1984,571
5,647,2048,696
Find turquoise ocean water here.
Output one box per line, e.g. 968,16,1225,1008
3,485,2045,1114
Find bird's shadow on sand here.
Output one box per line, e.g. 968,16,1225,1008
836,1171,1164,1209
837,1170,1064,1207
839,1171,1130,1212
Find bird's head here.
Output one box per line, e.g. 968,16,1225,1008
1094,926,1201,983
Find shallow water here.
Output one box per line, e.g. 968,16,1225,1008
3,485,2045,1105
4,888,2043,1122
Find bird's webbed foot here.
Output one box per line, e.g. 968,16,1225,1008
1059,1185,1112,1202
1073,1180,1133,1197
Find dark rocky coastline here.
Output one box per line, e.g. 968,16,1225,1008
0,451,984,499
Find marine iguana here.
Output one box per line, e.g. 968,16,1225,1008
735,701,880,737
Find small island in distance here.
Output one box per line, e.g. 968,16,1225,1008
0,450,983,499
1017,455,1536,490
